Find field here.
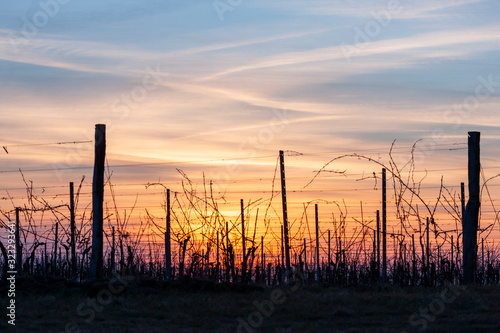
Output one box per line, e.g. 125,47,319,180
2,278,500,333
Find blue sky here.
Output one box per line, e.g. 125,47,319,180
1,0,500,191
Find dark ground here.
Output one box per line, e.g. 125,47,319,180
1,278,499,333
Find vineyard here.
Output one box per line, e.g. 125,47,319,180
1,126,500,288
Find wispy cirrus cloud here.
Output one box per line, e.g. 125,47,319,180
198,25,500,81
253,0,487,19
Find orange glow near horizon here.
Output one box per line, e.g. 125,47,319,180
2,136,500,267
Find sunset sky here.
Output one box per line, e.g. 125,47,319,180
1,1,500,256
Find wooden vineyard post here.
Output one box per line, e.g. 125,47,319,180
279,150,291,285
463,131,480,285
315,204,320,285
261,236,265,285
15,207,22,277
382,168,387,284
303,238,307,273
372,230,376,264
70,182,77,278
338,237,342,283
111,226,115,275
451,235,454,284
240,199,246,283
426,217,430,284
403,244,406,275
216,232,220,283
376,210,380,276
412,234,416,286
226,221,230,283
437,244,441,285
53,222,58,277
165,188,171,280
90,124,106,280
328,229,331,267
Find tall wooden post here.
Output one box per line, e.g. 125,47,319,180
279,150,291,284
376,210,380,273
450,235,454,283
315,204,320,284
463,131,480,285
165,189,171,280
327,229,331,266
339,237,343,284
15,207,22,277
382,169,387,283
426,217,430,283
303,238,307,273
225,221,229,283
90,124,106,280
403,243,407,272
412,234,416,286
111,226,115,275
70,182,77,278
261,236,265,285
240,199,246,283
53,222,59,277
216,232,220,282
437,244,441,283
373,230,376,263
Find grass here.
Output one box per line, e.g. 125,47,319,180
1,278,499,333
